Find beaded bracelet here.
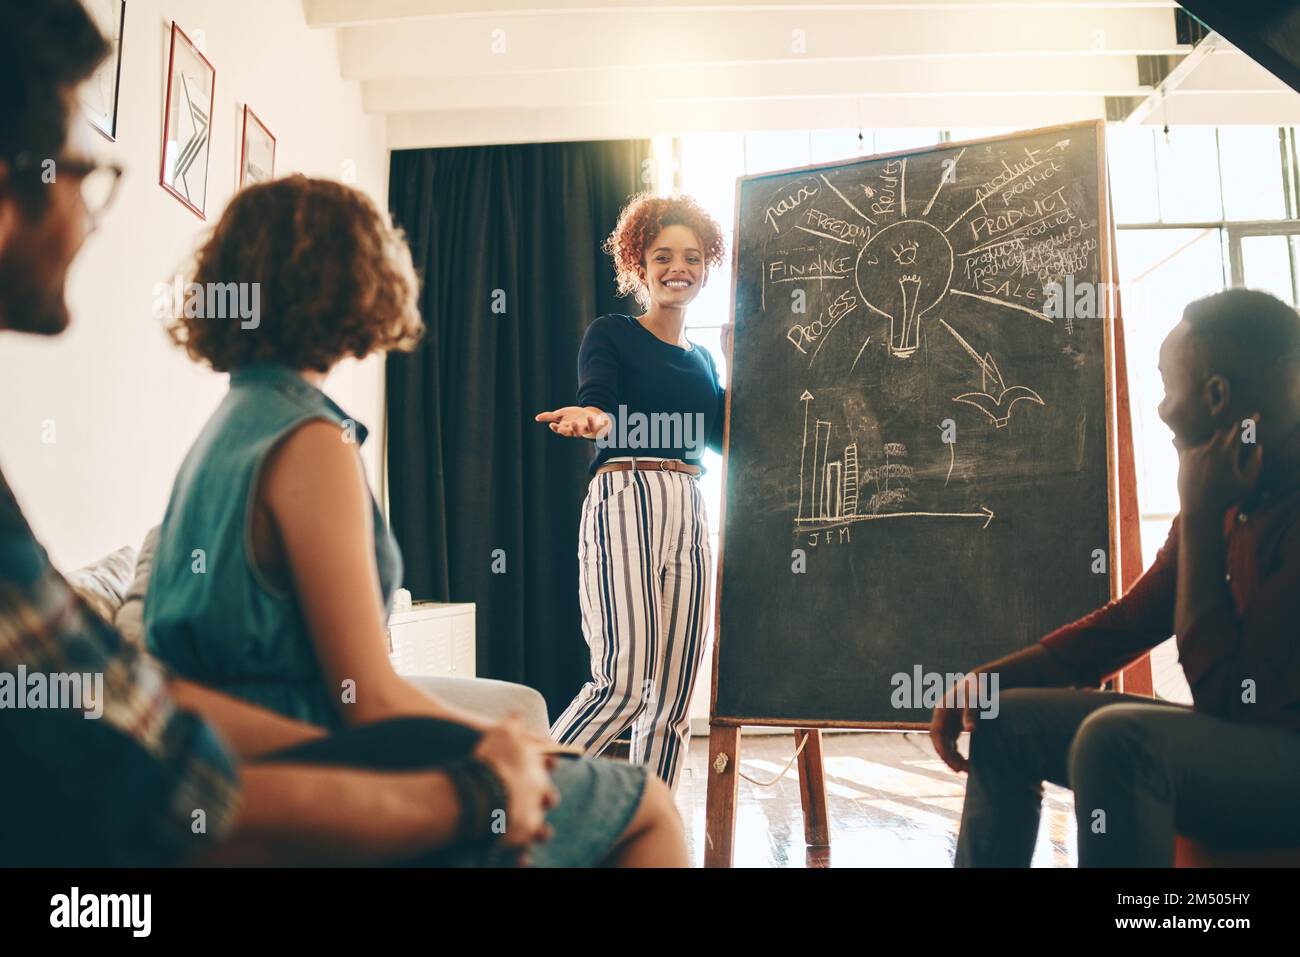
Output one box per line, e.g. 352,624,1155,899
444,758,509,845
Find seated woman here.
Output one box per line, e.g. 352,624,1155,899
144,175,684,867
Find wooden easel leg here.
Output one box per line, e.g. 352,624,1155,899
795,729,830,847
1119,656,1154,696
703,723,740,868
1111,274,1150,699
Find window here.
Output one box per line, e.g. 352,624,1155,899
1110,126,1300,562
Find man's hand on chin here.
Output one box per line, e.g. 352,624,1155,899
1177,414,1264,520
1174,414,1262,639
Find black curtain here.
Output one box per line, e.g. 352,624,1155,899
386,139,650,719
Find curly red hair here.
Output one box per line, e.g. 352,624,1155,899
603,193,726,310
167,175,423,373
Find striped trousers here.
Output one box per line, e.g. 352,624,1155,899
550,467,713,789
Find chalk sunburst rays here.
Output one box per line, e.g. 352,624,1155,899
803,145,1058,364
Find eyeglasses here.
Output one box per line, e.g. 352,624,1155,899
4,153,124,220
71,161,124,220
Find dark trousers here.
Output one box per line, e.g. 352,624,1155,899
955,689,1300,867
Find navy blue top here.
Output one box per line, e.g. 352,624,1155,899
577,314,725,475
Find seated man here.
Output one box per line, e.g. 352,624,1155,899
0,0,685,867
931,287,1300,867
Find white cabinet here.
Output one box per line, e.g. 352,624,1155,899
387,603,476,679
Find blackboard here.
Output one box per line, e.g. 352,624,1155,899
713,121,1117,726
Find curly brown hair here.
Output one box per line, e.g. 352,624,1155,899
167,175,423,372
603,193,726,310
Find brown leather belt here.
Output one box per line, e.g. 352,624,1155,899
596,459,702,477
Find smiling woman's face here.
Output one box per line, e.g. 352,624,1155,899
639,224,706,309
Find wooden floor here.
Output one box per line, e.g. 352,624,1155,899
667,731,1076,868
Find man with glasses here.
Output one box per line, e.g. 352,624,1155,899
6,152,123,226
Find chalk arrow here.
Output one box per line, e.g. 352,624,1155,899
797,391,814,522
798,504,994,531
940,319,1045,428
978,350,1002,394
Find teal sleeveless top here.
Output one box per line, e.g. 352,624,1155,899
144,363,402,730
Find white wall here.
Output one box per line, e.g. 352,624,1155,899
0,0,388,570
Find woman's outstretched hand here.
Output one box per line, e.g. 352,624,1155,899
535,406,611,440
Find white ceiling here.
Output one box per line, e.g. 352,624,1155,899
301,0,1300,148
1130,32,1300,127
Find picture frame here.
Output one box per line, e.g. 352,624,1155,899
80,0,126,141
159,21,216,218
239,105,276,188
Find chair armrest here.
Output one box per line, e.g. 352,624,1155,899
405,675,550,735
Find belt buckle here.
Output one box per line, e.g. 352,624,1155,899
658,460,673,472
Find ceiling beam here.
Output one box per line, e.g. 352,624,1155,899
1137,90,1300,124
387,94,1107,147
364,54,1146,112
1177,48,1300,91
1118,34,1300,124
306,0,1180,29
339,8,1185,80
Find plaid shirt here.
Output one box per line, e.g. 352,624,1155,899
0,470,241,865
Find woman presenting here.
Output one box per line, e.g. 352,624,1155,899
537,193,729,789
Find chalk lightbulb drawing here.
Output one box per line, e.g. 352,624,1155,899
855,219,955,358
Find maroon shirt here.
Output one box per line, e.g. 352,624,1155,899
1039,479,1300,730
